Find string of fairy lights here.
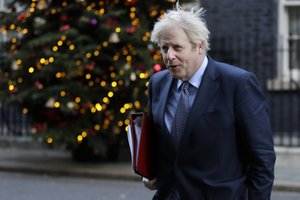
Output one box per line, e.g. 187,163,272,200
0,0,171,145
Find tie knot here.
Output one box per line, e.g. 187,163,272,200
182,81,189,93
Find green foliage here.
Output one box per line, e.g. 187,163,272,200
0,0,190,159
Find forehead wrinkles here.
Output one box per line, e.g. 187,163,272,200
159,37,190,50
160,40,176,47
158,25,178,45
159,33,184,47
159,34,174,47
158,27,190,47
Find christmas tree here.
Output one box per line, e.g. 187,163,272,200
0,0,193,161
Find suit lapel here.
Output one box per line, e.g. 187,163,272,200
156,73,178,152
183,58,220,140
157,73,173,133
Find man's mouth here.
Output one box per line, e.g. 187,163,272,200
168,65,178,69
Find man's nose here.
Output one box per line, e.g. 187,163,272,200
167,49,175,61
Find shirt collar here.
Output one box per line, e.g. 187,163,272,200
176,56,208,89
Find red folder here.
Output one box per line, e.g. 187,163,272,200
127,112,155,179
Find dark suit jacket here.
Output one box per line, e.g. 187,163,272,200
147,56,276,200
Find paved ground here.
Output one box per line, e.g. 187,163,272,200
0,145,139,181
273,147,300,192
0,143,299,192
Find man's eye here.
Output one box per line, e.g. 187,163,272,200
161,47,168,52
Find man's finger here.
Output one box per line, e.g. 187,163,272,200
142,177,157,190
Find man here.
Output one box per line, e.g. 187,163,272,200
144,3,276,200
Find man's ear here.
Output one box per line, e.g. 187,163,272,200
198,41,205,54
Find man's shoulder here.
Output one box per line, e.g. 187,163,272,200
210,58,252,79
215,60,248,74
209,59,262,90
151,70,170,82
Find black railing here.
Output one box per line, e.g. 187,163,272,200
210,36,300,147
0,100,32,140
0,31,32,140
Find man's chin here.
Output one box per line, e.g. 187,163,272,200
169,71,182,79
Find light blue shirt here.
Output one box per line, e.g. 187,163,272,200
164,56,208,133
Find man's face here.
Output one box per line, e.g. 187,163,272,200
159,27,204,81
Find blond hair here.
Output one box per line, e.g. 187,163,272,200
150,2,210,51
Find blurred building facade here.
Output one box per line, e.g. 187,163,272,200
201,0,300,146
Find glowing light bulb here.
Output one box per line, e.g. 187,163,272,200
115,27,121,33
95,103,102,111
54,101,60,108
82,131,88,137
47,137,53,144
77,135,83,142
28,67,35,73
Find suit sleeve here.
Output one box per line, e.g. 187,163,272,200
235,72,276,199
147,77,154,120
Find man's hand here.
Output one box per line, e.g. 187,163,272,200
142,177,157,190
